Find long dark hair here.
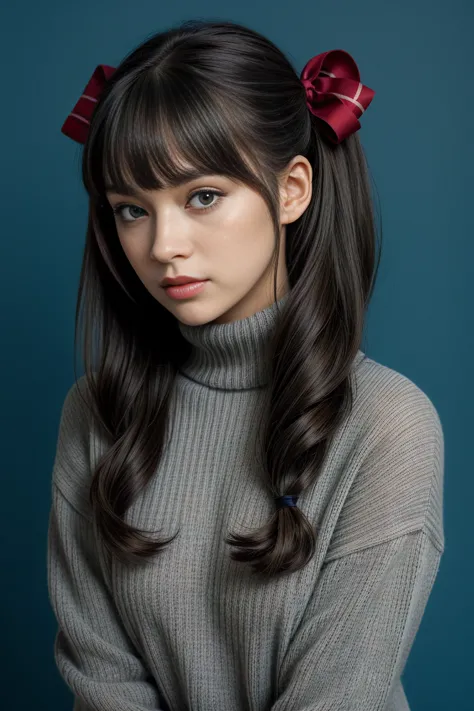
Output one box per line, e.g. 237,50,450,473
73,18,382,577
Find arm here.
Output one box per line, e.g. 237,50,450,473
271,382,445,710
271,528,442,710
47,381,166,710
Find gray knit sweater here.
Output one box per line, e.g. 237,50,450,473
47,293,445,711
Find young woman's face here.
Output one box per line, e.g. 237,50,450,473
105,160,311,325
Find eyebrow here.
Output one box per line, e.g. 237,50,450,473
104,171,219,196
105,184,147,198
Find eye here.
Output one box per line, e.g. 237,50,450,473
111,189,225,225
188,189,225,212
111,204,146,223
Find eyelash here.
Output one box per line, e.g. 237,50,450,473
111,189,225,224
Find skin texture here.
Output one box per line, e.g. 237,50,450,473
106,155,312,325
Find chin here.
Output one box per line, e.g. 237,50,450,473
173,308,219,327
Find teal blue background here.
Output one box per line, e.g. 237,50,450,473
1,0,470,708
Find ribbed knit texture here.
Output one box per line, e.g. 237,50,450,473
47,293,445,711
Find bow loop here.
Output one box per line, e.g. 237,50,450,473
61,64,116,144
300,49,375,144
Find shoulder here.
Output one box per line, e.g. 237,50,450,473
51,374,97,519
353,352,443,444
325,353,445,560
60,373,91,417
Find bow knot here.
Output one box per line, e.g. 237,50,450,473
300,49,375,144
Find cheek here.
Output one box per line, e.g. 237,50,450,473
119,237,144,271
216,205,274,259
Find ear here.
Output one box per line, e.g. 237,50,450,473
278,155,313,225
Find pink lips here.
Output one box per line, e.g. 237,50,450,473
163,280,209,300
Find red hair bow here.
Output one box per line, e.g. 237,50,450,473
300,49,375,144
61,64,116,144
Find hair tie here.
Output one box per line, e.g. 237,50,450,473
300,49,375,144
275,495,299,509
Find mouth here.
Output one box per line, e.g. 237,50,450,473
163,279,209,299
161,276,207,287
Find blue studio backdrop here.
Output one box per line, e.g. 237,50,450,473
1,1,470,709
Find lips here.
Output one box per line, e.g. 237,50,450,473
161,276,205,287
163,279,209,300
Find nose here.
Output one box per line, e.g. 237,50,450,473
148,209,193,262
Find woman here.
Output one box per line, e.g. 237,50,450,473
47,18,445,711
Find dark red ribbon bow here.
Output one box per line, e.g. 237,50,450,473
300,49,375,144
61,64,116,144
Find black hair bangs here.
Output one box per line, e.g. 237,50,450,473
85,68,263,202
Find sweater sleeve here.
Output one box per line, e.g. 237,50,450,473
270,528,442,710
47,381,166,711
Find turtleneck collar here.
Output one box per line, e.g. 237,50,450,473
177,293,291,390
177,292,366,391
